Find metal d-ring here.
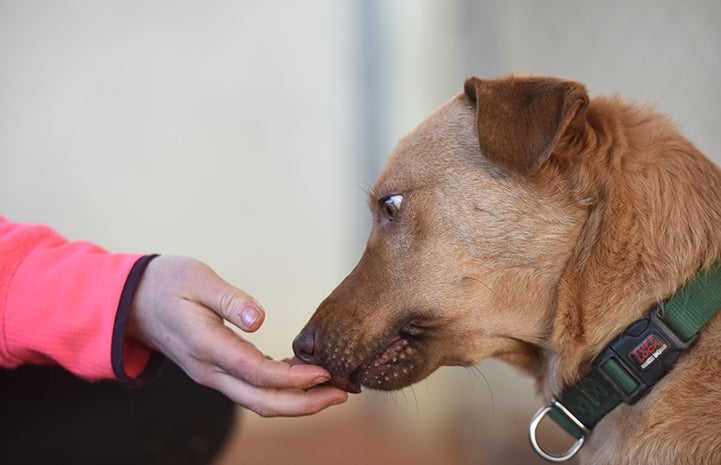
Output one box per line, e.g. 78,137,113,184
529,400,588,462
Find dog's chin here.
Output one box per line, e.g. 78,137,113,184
324,333,426,393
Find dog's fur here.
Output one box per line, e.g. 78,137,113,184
293,75,721,464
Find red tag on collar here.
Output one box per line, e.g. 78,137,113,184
629,332,669,370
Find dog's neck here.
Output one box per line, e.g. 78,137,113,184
538,98,721,398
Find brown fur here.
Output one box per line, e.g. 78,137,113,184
293,75,721,464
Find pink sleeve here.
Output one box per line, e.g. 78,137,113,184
0,216,159,381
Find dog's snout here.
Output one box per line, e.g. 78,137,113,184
292,326,318,364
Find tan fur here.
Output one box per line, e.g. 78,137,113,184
293,75,721,464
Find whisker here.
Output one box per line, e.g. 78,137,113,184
462,275,503,304
474,205,498,217
357,181,374,197
409,385,420,424
468,364,496,416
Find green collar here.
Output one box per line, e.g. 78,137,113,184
529,262,721,462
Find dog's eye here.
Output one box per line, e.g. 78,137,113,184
382,195,403,221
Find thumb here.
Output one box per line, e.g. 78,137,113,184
183,259,266,332
213,287,266,333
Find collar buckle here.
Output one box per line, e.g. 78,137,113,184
592,303,698,404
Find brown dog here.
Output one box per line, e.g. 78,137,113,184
293,75,721,464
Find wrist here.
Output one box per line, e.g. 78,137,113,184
112,254,165,384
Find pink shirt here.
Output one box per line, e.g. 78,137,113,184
0,216,158,382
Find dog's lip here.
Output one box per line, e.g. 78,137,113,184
326,333,412,394
321,317,431,394
359,334,408,373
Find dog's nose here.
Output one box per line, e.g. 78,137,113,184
292,326,318,364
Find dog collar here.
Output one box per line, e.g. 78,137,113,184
529,262,721,462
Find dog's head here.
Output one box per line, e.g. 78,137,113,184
293,75,594,393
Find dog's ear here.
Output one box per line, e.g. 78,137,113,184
463,76,589,175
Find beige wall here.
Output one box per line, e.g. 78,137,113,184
0,0,361,356
1,1,718,463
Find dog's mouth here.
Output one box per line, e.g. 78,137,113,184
323,323,427,394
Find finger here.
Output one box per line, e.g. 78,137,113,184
206,328,332,389
283,356,306,366
233,349,333,389
180,328,346,415
212,372,348,417
252,386,349,417
182,260,266,332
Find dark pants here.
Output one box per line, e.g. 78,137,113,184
0,362,236,465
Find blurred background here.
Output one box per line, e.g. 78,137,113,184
0,1,719,464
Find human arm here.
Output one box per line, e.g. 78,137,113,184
0,216,157,380
0,216,347,416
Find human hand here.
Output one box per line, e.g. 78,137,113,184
127,255,348,417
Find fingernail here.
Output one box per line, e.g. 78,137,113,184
312,374,331,385
241,307,260,327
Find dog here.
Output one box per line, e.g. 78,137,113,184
293,74,721,464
